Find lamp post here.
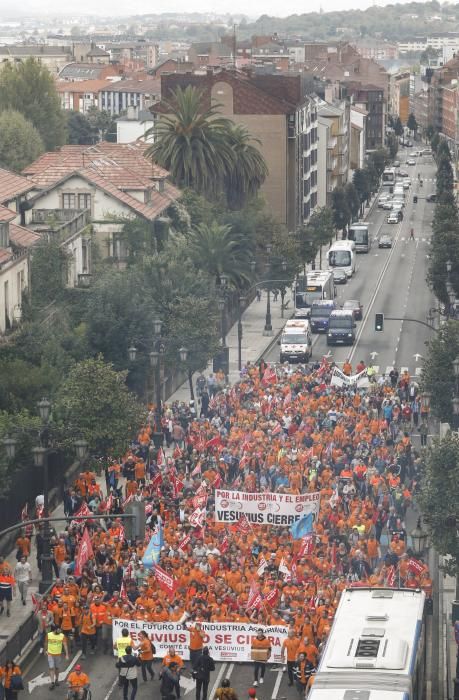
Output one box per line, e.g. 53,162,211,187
237,296,245,372
452,356,459,431
263,244,273,336
410,517,429,557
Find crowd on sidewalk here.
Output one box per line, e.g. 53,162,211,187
0,356,432,697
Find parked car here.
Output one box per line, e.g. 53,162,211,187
332,268,347,285
342,299,363,320
399,170,409,177
382,200,393,210
409,152,418,158
426,193,437,202
393,160,400,167
403,179,411,190
378,234,392,248
378,195,390,207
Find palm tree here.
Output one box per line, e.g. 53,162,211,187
224,124,268,209
145,85,235,197
187,221,253,288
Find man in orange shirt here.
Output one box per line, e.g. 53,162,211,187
67,664,90,699
281,629,300,686
188,621,206,668
251,629,271,687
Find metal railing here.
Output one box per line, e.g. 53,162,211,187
0,607,38,666
31,209,91,245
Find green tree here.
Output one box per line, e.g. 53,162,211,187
187,221,253,287
0,109,43,172
305,207,335,268
0,410,42,498
86,106,117,142
431,132,440,154
344,182,360,223
394,117,404,137
437,138,451,163
353,169,371,213
426,124,436,142
437,157,454,201
419,433,459,576
407,112,418,136
368,149,388,178
54,357,145,455
387,133,399,160
421,322,459,422
145,85,235,197
0,58,65,150
30,240,69,307
332,187,351,236
66,110,97,145
224,124,268,210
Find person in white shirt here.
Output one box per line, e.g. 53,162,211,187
14,555,32,605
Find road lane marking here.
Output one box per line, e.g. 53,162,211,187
271,668,284,699
102,676,119,700
209,662,227,700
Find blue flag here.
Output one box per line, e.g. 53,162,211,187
290,513,314,540
142,522,163,568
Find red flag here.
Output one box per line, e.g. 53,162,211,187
119,525,126,542
157,448,165,467
298,533,314,557
189,507,206,528
262,365,277,386
20,503,28,521
257,555,268,577
220,535,229,554
154,565,178,599
123,493,134,506
205,436,221,449
237,514,251,534
213,473,222,489
120,579,127,600
271,423,282,436
408,558,426,576
152,473,163,489
387,565,397,587
192,494,208,509
74,502,92,519
31,593,41,613
264,588,279,607
74,528,94,577
191,461,202,477
178,534,191,552
246,582,263,610
171,475,185,498
317,357,330,376
173,446,183,459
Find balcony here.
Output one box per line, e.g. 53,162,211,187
30,209,91,245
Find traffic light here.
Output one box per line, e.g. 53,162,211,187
375,313,384,331
124,501,146,542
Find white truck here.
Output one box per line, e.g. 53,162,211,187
279,319,312,363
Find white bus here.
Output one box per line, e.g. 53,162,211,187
348,222,371,253
310,587,426,700
294,270,336,318
382,167,396,188
327,240,356,278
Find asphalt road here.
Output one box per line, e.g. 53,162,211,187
24,650,293,700
22,144,437,700
266,145,437,378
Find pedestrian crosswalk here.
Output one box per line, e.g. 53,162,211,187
335,363,423,377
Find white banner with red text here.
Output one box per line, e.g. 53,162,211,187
112,619,288,663
214,489,320,526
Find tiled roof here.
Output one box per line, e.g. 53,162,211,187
58,63,113,80
24,142,179,223
101,78,161,94
0,205,17,222
56,79,113,93
154,70,298,116
0,167,34,203
0,249,12,265
9,223,40,248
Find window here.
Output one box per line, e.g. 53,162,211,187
62,193,76,209
78,193,91,210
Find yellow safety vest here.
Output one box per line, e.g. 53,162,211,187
48,632,64,655
116,636,132,657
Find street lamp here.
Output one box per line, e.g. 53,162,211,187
410,517,429,556
218,296,226,346
128,346,137,362
263,244,273,336
3,437,17,459
74,439,89,462
179,347,188,363
37,398,51,423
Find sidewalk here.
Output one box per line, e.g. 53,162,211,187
167,290,288,404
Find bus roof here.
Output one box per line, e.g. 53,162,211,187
329,240,355,250
317,588,425,677
308,689,409,700
305,270,333,284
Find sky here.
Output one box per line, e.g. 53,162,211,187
0,0,422,20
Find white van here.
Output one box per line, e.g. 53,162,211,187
279,319,312,363
327,240,356,278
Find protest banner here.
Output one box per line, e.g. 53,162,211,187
330,367,369,388
112,619,288,663
214,489,320,526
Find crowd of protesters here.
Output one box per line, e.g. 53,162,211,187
4,358,432,697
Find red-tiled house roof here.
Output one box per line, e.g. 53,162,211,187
0,167,34,204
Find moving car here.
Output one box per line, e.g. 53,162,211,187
279,319,312,363
382,200,393,210
403,179,411,190
327,310,356,346
399,170,409,177
378,234,392,248
332,268,347,285
409,152,418,158
407,158,416,166
387,211,402,223
378,195,390,207
393,160,400,167
426,193,437,202
342,299,363,320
